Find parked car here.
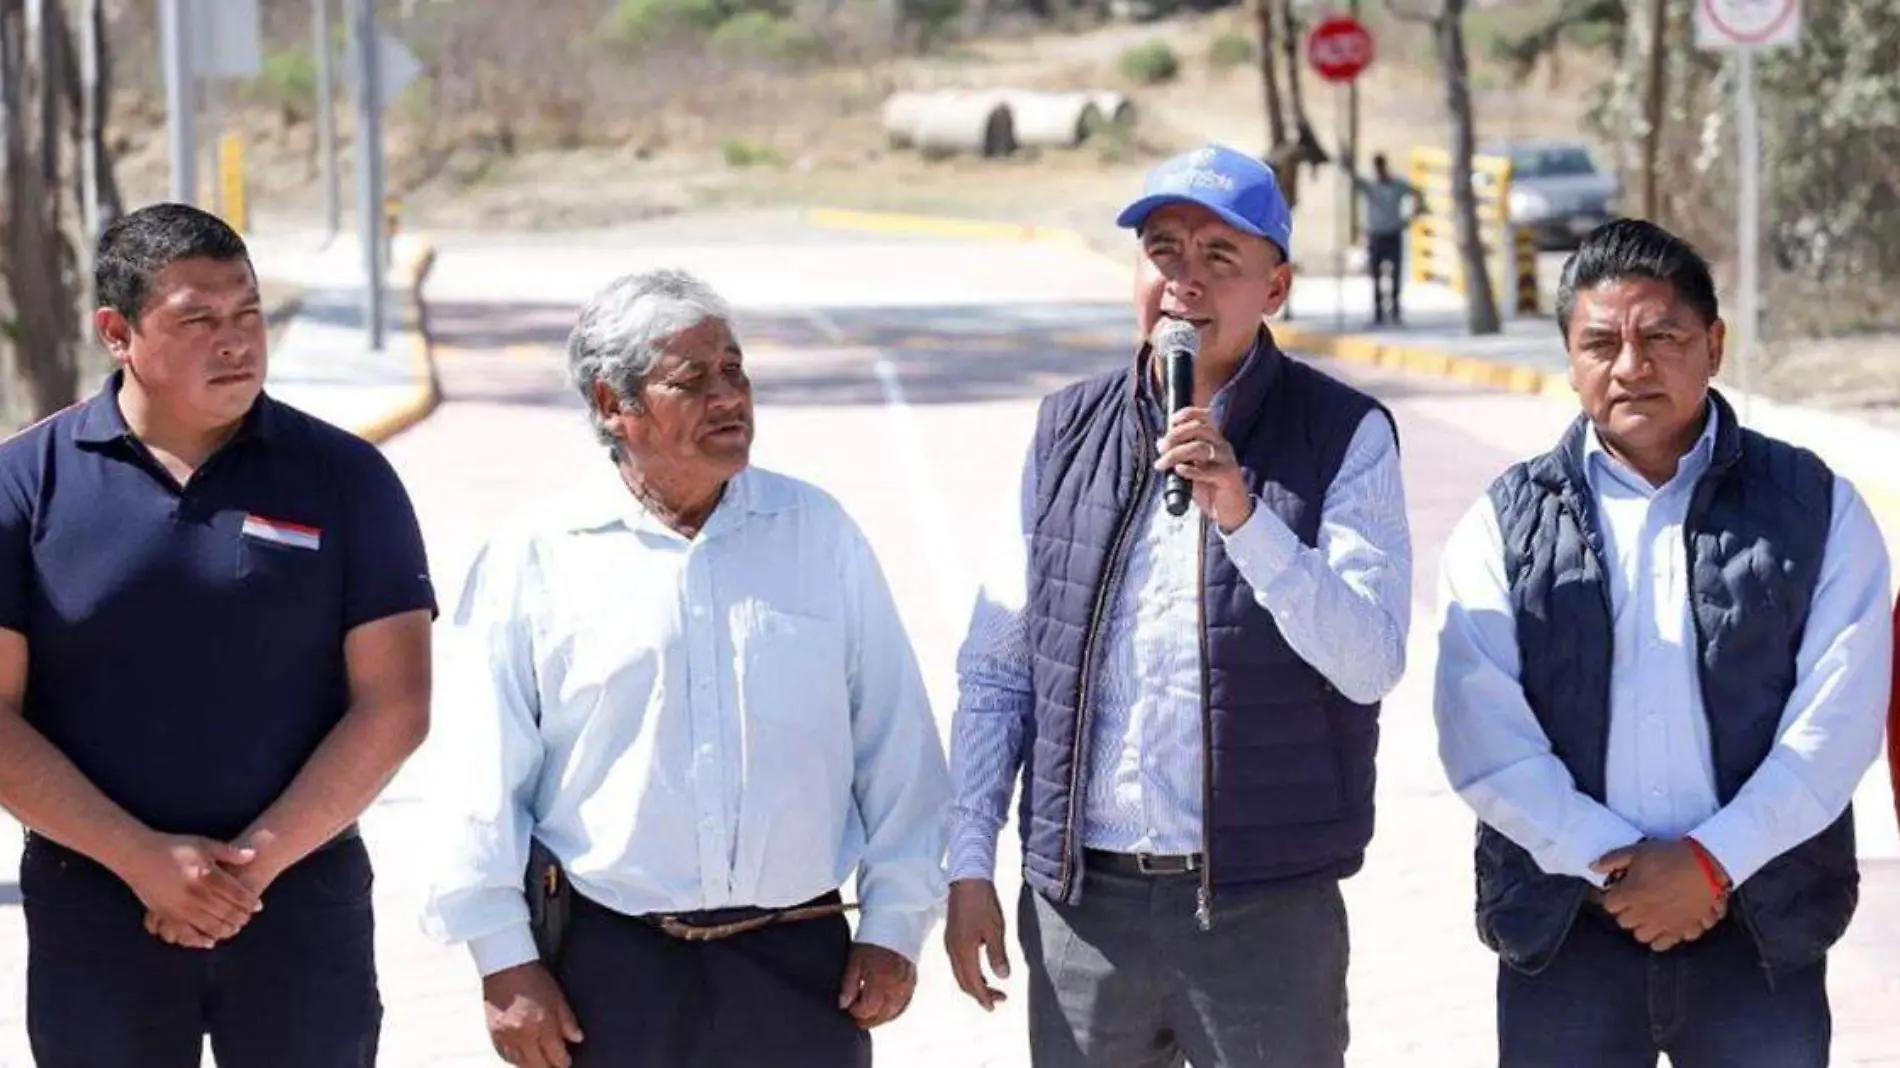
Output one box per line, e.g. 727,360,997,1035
1482,140,1620,250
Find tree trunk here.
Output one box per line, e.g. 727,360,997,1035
1438,0,1501,335
2,0,81,421
1254,0,1287,150
1638,0,1669,219
1277,0,1309,134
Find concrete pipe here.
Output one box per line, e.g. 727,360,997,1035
880,90,939,149
1005,91,1105,150
1091,91,1136,130
908,91,1017,158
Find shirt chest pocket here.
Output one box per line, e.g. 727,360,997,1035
737,604,850,726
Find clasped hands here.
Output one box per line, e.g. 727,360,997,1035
118,830,281,950
1589,838,1732,953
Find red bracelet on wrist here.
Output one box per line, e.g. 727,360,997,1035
1686,838,1729,900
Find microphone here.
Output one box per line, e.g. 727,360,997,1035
1153,318,1199,518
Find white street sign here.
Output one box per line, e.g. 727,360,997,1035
341,30,426,106
192,0,262,80
1695,0,1801,51
376,32,425,101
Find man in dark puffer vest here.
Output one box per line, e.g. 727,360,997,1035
1434,219,1895,1067
940,143,1414,1068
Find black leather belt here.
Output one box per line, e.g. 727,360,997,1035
1084,848,1204,876
635,889,852,942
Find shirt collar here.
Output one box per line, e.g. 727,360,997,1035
1583,397,1720,496
560,461,792,539
72,369,277,449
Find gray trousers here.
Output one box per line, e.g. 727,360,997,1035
1020,869,1349,1068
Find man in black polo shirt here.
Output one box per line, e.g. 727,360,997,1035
0,203,436,1066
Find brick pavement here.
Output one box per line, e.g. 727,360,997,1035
0,226,1892,1066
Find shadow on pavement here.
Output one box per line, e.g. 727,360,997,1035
430,300,584,350
428,297,1474,411
0,881,19,906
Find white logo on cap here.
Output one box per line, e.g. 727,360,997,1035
1189,147,1219,166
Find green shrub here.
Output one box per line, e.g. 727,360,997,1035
901,0,965,48
611,0,728,43
253,48,317,120
1119,40,1180,85
1206,32,1254,70
710,11,820,63
721,139,783,167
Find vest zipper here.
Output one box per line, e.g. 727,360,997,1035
1195,514,1215,932
1057,443,1154,903
1677,486,1767,979
1566,494,1618,800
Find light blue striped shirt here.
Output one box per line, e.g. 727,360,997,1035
947,365,1414,881
1434,405,1895,889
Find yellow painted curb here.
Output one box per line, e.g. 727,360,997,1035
803,207,1090,246
351,239,441,446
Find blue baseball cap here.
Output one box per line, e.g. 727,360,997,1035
1115,143,1294,259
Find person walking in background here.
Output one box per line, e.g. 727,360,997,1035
1342,151,1424,326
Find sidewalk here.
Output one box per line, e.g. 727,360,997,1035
243,228,442,446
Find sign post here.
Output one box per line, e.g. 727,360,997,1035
1306,13,1373,332
1694,0,1800,422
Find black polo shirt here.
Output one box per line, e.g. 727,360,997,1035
0,372,436,840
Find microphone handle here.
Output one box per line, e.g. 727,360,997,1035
1165,349,1193,517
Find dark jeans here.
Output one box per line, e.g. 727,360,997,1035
21,832,380,1068
1368,233,1404,322
1021,867,1350,1068
554,888,872,1068
1498,905,1830,1068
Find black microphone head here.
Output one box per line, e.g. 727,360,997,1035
1151,317,1200,360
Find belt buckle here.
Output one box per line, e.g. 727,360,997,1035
1135,853,1177,875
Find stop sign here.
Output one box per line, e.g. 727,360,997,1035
1306,15,1374,83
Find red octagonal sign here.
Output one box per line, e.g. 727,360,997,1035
1307,15,1374,83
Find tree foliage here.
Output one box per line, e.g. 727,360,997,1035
1498,0,1900,339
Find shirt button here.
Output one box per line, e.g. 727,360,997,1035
1652,787,1666,798
698,743,714,757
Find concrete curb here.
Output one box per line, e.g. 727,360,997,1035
349,239,441,446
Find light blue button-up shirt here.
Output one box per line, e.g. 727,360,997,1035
1434,404,1895,888
420,465,951,976
947,358,1413,880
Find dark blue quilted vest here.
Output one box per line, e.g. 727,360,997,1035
1478,389,1856,977
1020,330,1389,917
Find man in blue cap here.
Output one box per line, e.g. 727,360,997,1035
940,143,1413,1066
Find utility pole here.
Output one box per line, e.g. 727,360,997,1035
1347,0,1360,242
79,0,102,238
350,0,385,351
159,0,195,204
314,0,338,241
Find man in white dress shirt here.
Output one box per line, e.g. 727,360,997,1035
941,144,1413,1067
421,268,952,1068
1434,219,1894,1067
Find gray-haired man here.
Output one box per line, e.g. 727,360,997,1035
422,268,952,1068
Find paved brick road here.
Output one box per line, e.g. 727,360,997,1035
0,221,1891,1066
